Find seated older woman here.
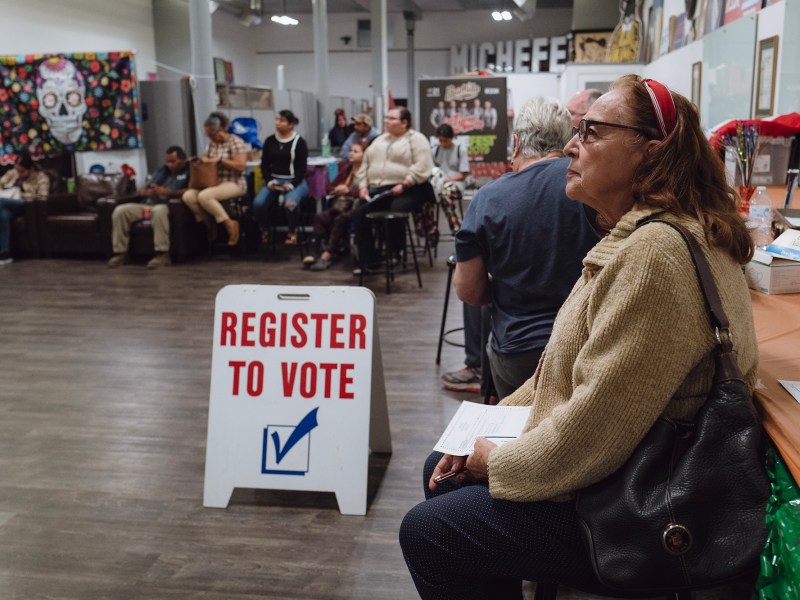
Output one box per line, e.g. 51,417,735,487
182,112,246,246
399,75,759,597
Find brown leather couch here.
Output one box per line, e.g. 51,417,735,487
7,168,63,258
37,172,134,258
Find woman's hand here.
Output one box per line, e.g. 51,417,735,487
429,453,468,492
333,184,349,196
391,183,404,196
359,188,369,201
464,436,497,483
201,156,219,164
267,180,283,191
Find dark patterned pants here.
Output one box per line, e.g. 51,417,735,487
312,197,354,255
399,452,602,599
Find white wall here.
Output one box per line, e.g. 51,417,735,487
212,10,258,84
0,0,156,179
246,9,573,54
505,73,560,118
0,0,157,76
248,8,573,99
641,40,703,101
639,0,789,122
255,49,448,101
756,1,786,116
153,0,192,79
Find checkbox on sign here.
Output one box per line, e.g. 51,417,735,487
261,407,318,475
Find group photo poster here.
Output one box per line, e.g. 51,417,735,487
419,77,509,181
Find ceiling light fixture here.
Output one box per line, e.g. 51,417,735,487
239,0,262,26
271,15,299,25
491,9,513,21
272,0,299,26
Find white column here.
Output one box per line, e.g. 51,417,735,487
188,0,216,146
404,12,416,125
313,0,331,145
370,0,388,124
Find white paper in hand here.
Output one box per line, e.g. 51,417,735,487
433,401,531,456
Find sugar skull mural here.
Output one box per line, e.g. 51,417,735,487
36,56,87,145
0,51,142,166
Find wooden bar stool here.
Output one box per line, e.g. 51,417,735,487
358,210,422,294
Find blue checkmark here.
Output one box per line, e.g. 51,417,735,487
271,407,319,464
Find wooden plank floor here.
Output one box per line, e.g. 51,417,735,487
0,242,742,600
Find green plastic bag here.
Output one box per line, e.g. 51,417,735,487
754,443,800,600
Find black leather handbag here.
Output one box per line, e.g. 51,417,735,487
575,220,770,594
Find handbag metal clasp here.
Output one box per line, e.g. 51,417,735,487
661,523,693,555
715,327,733,345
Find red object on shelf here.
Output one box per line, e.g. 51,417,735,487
738,185,755,215
709,113,800,151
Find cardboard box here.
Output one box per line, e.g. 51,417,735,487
745,249,800,295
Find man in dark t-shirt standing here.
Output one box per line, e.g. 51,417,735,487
454,97,599,399
108,146,189,269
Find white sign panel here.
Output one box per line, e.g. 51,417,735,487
203,285,391,515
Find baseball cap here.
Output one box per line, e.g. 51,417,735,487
352,113,373,127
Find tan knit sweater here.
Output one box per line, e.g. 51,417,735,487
357,130,432,189
489,204,759,502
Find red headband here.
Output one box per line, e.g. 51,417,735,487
642,78,676,140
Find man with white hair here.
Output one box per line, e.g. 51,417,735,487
453,96,600,399
566,88,603,128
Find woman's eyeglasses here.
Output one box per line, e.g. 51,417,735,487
572,119,652,143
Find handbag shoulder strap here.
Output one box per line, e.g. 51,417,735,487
642,219,728,333
639,218,743,380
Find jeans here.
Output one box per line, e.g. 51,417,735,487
0,197,25,254
486,335,545,400
252,178,309,233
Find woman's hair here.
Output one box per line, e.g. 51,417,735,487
396,107,412,130
436,123,455,139
204,111,230,130
15,150,34,170
350,140,368,155
611,74,753,264
278,110,299,126
514,96,571,159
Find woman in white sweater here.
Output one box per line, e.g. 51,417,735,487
400,76,760,598
352,107,435,268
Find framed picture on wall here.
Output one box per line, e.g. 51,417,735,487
704,0,724,34
691,61,702,110
572,31,614,63
213,57,226,85
755,36,779,116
